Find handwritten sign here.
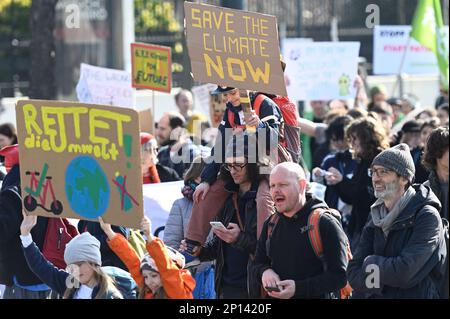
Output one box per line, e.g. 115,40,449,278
283,41,360,101
373,25,449,75
185,2,286,96
76,63,134,109
131,43,172,93
15,100,143,229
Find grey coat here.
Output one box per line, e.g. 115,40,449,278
347,184,447,299
163,197,213,271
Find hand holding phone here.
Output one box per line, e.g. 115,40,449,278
265,286,280,292
210,221,227,230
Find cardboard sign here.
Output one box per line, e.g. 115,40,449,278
139,108,154,134
131,43,172,93
373,25,449,75
184,2,287,96
192,83,216,122
15,100,143,229
282,41,360,101
76,63,134,109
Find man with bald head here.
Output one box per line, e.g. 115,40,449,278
252,162,349,299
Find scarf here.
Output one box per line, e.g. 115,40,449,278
371,186,416,237
143,165,160,184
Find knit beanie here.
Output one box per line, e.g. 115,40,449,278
225,133,258,163
371,143,415,183
64,232,102,266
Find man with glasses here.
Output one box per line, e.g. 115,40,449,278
183,134,260,299
183,86,281,255
348,143,447,299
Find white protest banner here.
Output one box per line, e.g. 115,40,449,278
76,63,134,109
282,41,360,101
373,25,449,75
143,181,184,237
191,83,217,122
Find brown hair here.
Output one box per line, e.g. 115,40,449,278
422,126,449,171
183,155,207,183
63,263,122,299
345,117,390,161
0,123,18,144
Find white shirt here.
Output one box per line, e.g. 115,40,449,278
73,285,94,299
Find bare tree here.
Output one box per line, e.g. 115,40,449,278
29,0,58,99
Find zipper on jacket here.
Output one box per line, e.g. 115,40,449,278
57,228,63,250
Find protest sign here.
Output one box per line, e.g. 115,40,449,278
192,83,216,122
76,63,134,109
139,108,154,134
373,25,449,75
131,43,172,93
15,100,143,229
185,2,286,96
282,41,360,101
143,181,184,237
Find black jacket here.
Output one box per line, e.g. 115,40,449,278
252,196,348,299
77,221,129,271
336,158,377,240
0,165,49,286
347,184,446,299
201,93,281,185
156,163,181,182
198,182,258,298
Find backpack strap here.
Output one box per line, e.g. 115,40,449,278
227,108,246,130
252,94,265,117
267,213,280,239
308,208,325,261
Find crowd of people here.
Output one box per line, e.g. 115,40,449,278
0,79,448,299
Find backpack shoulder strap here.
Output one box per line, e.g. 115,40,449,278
267,212,280,239
227,108,235,128
252,94,266,117
308,208,325,260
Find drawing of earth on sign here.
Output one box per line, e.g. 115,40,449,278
65,156,110,219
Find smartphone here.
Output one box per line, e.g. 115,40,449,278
319,169,333,177
265,286,280,292
210,221,227,230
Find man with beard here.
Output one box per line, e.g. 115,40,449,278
347,144,447,298
252,162,349,299
156,112,204,178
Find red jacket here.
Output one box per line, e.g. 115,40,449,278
107,234,195,299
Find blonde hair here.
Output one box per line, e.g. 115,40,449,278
63,263,122,299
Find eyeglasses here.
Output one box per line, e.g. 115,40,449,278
368,167,392,178
223,163,248,172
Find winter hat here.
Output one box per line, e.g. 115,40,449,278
225,133,258,163
140,247,185,273
64,232,102,266
140,132,157,147
371,143,415,183
0,144,19,172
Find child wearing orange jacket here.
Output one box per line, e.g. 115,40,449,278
99,216,195,299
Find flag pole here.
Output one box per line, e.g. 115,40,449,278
152,90,155,134
392,36,411,97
